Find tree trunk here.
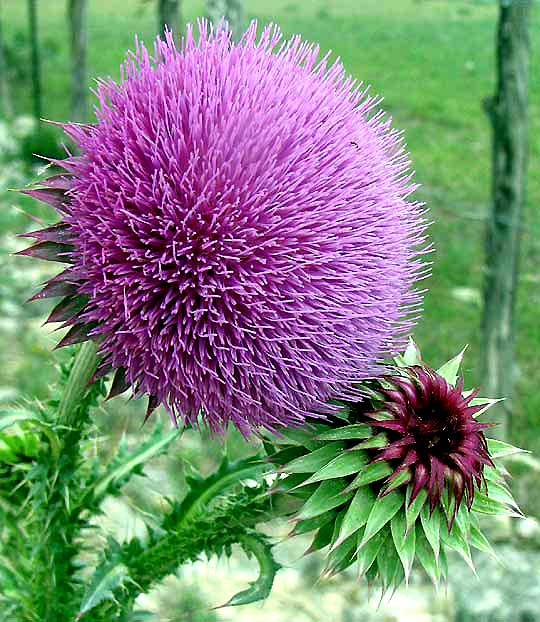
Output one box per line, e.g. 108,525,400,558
206,0,244,39
158,0,180,39
28,0,42,122
67,0,87,122
481,0,531,439
0,1,12,118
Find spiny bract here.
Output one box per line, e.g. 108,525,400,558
20,21,428,435
268,342,523,591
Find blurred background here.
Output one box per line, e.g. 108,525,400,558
1,0,539,620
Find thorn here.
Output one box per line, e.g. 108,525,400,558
142,395,159,426
54,322,96,349
107,367,131,400
88,361,113,386
14,240,74,263
28,279,78,302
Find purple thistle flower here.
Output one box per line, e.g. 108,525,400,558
365,366,494,524
20,21,429,435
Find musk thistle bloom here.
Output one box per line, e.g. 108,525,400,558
19,21,428,434
268,342,523,591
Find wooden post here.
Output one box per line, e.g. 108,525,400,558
158,0,180,39
206,0,244,39
0,0,13,118
28,0,42,123
67,0,87,122
481,0,531,439
226,0,244,38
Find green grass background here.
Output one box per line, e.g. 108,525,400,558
2,0,540,450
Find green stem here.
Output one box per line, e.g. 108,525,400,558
28,341,102,621
57,340,100,427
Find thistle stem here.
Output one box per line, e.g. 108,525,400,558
57,340,100,427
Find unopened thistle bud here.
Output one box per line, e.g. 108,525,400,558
268,342,523,592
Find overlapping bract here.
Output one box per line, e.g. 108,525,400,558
268,343,523,591
20,21,428,434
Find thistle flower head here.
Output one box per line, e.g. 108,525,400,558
19,21,428,434
268,342,523,592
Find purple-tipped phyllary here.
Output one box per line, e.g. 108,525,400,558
360,366,494,525
19,21,431,435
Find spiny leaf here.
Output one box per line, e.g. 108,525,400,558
323,511,358,575
272,425,330,450
441,517,476,574
305,519,335,555
19,188,69,210
77,559,130,619
107,367,131,400
93,423,182,499
343,461,393,493
267,445,307,466
376,534,401,592
360,490,404,546
284,442,344,474
487,439,526,459
291,510,336,537
472,491,522,517
415,527,440,586
356,527,389,576
316,424,372,441
274,473,310,493
324,534,357,577
483,464,508,483
468,396,504,417
45,295,88,324
436,346,467,386
28,279,78,301
55,322,98,349
297,479,352,520
485,479,522,513
366,410,394,421
394,338,422,367
469,523,499,561
301,450,368,485
220,536,279,608
332,486,375,549
381,468,411,495
438,546,449,583
270,491,304,516
403,338,422,366
351,435,387,450
15,241,74,263
390,510,415,583
405,487,427,533
174,456,269,528
420,503,441,562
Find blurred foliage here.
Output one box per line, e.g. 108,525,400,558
20,124,67,164
453,545,540,622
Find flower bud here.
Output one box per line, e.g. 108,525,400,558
268,342,523,591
